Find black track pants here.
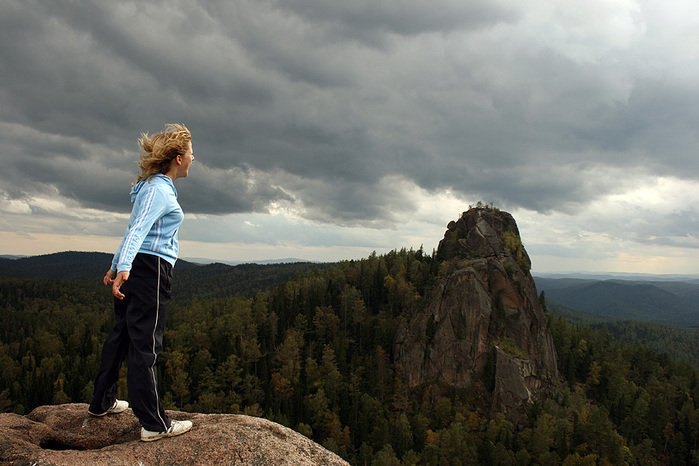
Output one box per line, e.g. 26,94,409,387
89,253,173,432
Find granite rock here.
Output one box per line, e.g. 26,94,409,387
395,208,559,424
0,403,349,465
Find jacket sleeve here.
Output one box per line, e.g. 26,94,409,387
110,232,128,272
114,185,167,272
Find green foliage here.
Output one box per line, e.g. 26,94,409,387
501,230,529,272
493,338,529,360
3,249,699,465
594,320,699,368
549,300,699,368
0,278,112,414
468,201,499,211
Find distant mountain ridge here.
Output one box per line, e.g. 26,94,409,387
535,276,699,327
184,257,314,266
0,251,332,302
534,271,699,283
0,251,112,282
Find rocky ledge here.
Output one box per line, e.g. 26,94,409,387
0,403,349,465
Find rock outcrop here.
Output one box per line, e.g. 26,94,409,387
395,207,558,423
0,403,349,465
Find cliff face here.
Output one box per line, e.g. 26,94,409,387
395,208,558,423
0,403,349,465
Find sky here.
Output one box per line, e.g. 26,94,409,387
1,0,699,275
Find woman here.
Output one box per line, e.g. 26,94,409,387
88,123,194,442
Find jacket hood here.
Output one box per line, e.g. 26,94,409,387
129,175,177,203
130,180,146,203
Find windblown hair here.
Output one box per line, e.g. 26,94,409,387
134,123,192,185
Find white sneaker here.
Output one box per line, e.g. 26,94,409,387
141,419,193,442
88,399,129,417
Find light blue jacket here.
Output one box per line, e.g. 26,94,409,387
110,174,184,272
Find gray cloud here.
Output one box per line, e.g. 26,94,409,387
1,0,698,242
272,0,518,44
182,164,292,215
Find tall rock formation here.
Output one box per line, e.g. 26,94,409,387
395,207,558,423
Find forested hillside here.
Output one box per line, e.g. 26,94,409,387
593,320,699,369
0,252,331,301
535,277,699,327
548,300,699,369
0,251,113,281
2,250,699,464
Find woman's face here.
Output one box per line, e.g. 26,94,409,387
177,141,194,179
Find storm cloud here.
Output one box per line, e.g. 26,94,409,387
1,0,698,272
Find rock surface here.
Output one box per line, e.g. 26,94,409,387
0,403,349,465
395,208,559,423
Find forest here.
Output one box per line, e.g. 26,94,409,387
546,299,699,369
1,249,699,465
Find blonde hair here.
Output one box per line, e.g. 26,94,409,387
134,123,192,185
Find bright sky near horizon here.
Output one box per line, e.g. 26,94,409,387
1,0,699,275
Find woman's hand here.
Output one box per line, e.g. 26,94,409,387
103,269,116,286
111,271,130,300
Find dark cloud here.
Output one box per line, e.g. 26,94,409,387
181,164,292,215
1,0,697,234
272,0,518,45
